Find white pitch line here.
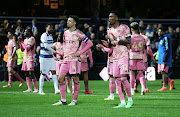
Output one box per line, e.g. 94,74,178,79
0,91,180,99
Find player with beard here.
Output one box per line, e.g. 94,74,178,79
39,24,60,95
108,10,133,108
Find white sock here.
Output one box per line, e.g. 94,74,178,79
110,93,114,98
131,88,134,93
142,85,145,91
61,99,66,102
73,100,77,103
121,100,126,105
128,97,133,101
52,75,59,91
39,74,45,92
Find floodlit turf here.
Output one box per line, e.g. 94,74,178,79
0,79,180,117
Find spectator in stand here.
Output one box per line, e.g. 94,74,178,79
53,24,61,42
14,19,24,32
86,26,93,39
31,19,38,37
58,20,66,32
90,33,99,53
1,19,10,33
153,24,159,42
15,27,22,37
167,26,175,38
174,27,180,45
84,23,89,34
0,25,8,49
96,25,105,41
31,19,40,46
139,20,144,27
158,23,162,29
146,24,154,40
91,10,102,32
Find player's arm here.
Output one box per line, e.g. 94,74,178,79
163,37,171,64
11,45,17,58
42,35,56,54
20,41,33,51
147,46,155,62
88,49,93,68
78,37,93,55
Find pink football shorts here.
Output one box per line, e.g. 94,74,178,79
129,59,145,71
21,61,34,71
113,57,129,77
81,62,89,72
59,61,81,75
158,64,169,73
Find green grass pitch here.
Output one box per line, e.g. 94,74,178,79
0,79,180,117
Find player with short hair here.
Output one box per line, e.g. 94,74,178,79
19,29,38,93
39,24,60,95
3,30,24,88
129,22,146,95
52,15,93,106
108,10,133,108
157,27,174,91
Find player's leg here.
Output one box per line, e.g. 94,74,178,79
157,64,168,91
137,70,145,95
39,58,49,94
3,67,13,87
23,71,32,92
29,71,38,93
65,75,71,93
104,75,115,100
51,70,60,94
50,58,59,94
69,74,80,106
83,70,93,94
52,62,69,105
130,70,135,95
113,77,126,108
68,61,81,106
10,60,24,86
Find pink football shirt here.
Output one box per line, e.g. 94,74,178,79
129,34,145,59
7,39,17,61
107,24,131,61
23,37,36,62
53,42,64,62
63,29,86,61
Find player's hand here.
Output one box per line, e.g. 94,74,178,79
53,52,57,55
18,36,23,42
72,51,80,57
110,33,116,41
152,59,155,63
111,41,118,45
96,44,104,48
90,63,93,68
54,57,58,61
101,40,108,47
162,62,166,69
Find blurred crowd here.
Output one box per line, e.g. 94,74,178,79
0,17,180,81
